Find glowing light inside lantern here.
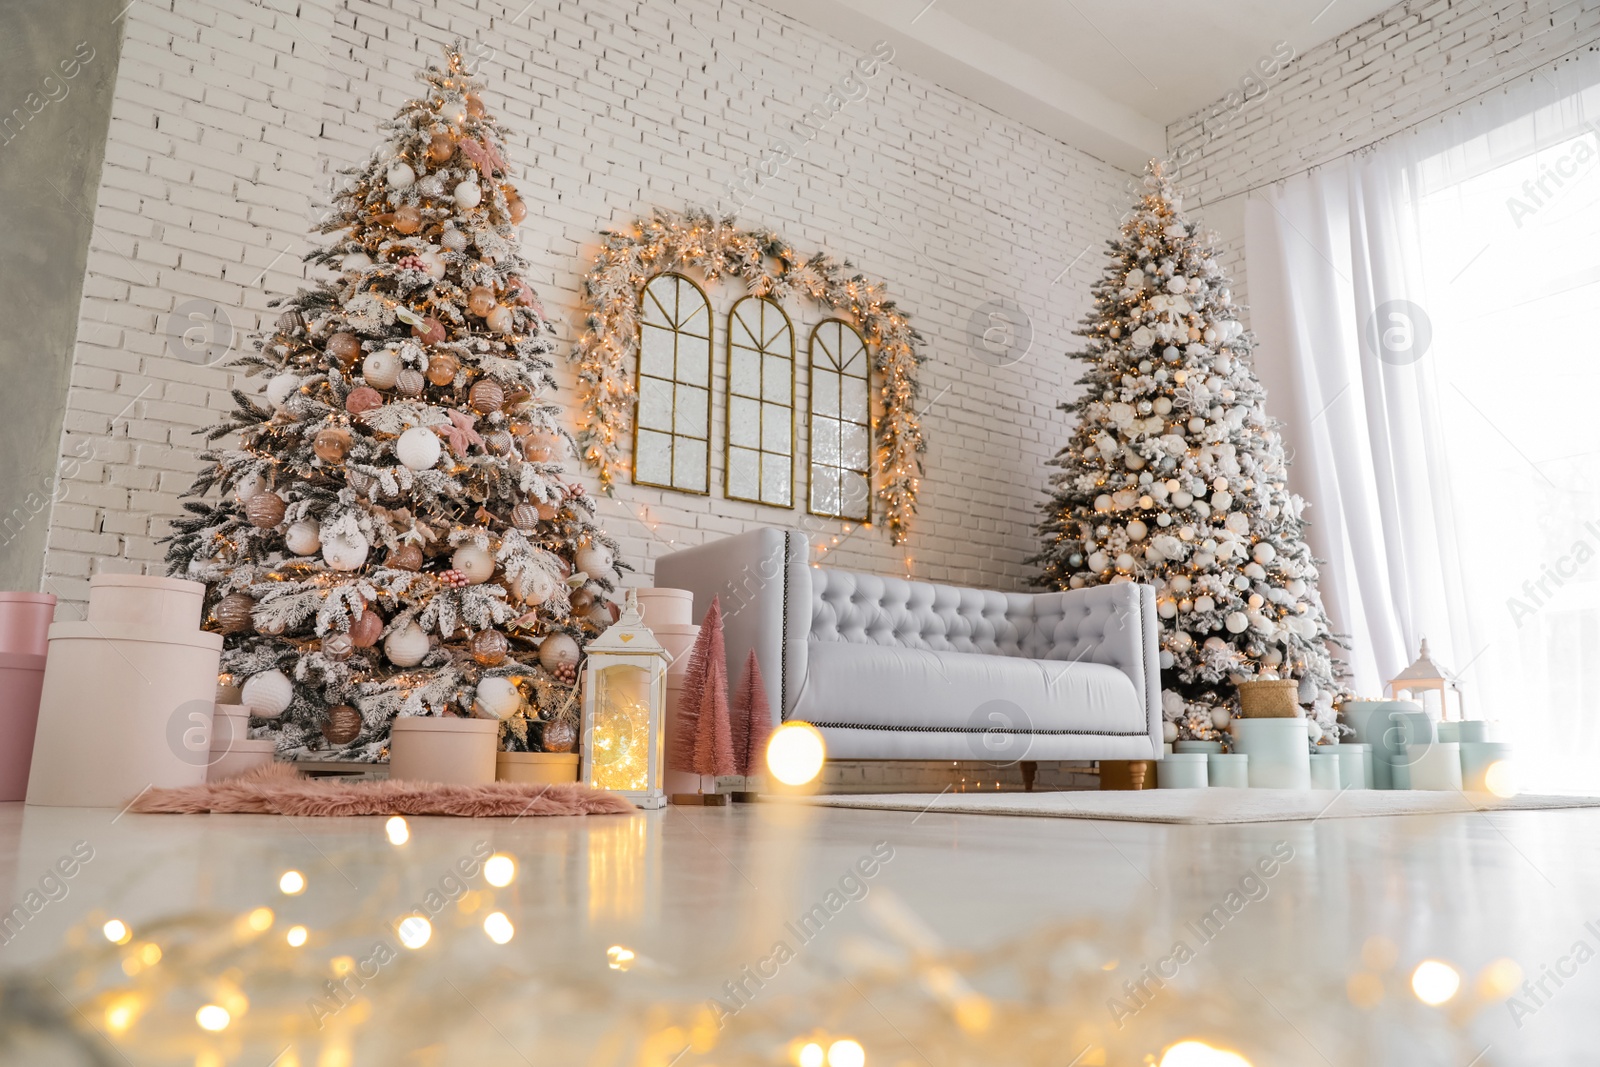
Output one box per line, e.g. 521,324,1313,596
591,665,651,792
767,722,826,785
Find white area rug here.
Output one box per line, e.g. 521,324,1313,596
796,789,1600,825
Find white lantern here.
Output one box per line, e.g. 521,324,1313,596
1386,637,1467,721
384,622,430,667
396,427,442,470
241,669,294,718
451,544,494,583
284,519,322,556
473,676,522,719
580,589,667,809
323,530,370,572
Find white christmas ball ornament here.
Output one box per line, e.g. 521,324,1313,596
538,632,580,673
1157,599,1177,619
1094,494,1113,513
511,566,558,605
1126,520,1148,542
342,252,373,272
418,251,446,280
1211,708,1231,729
241,669,294,719
473,676,522,719
454,181,482,209
386,162,415,189
1253,542,1277,565
440,100,467,124
1194,595,1216,613
285,519,322,555
266,372,300,411
1161,721,1179,743
396,427,442,471
1115,552,1136,571
451,545,495,584
384,622,430,667
486,306,513,334
1212,491,1233,511
1087,552,1110,573
441,228,468,252
322,530,370,572
575,544,612,578
1225,611,1250,634
234,472,267,503
362,351,401,390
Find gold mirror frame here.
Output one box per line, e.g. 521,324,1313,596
632,272,712,495
807,318,873,522
724,295,796,508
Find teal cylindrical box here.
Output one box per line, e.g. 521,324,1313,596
1335,743,1373,789
1157,753,1210,789
1207,753,1249,788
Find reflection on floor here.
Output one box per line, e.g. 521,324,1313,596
0,798,1592,1065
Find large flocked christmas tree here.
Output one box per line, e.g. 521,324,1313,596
164,46,620,761
1035,163,1345,743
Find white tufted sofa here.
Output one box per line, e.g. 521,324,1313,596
655,528,1162,762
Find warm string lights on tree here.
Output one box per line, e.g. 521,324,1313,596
1034,161,1348,742
571,207,927,544
163,43,624,760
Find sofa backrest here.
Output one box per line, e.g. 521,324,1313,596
809,567,1043,657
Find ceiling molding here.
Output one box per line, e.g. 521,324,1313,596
755,0,1164,172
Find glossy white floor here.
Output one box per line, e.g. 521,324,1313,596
1,796,1596,1066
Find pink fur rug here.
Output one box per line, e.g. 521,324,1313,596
128,761,637,817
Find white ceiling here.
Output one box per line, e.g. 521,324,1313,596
756,0,1400,170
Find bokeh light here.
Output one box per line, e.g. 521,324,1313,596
279,870,306,895
484,853,516,887
767,721,826,785
1412,960,1461,1005
385,816,409,845
102,919,131,945
483,911,514,944
397,916,432,949
195,1005,231,1032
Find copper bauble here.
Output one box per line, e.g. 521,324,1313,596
541,719,576,753
471,629,509,666
467,286,496,317
345,386,383,415
326,332,361,368
426,353,460,386
393,205,422,235
313,426,352,464
469,379,504,414
322,704,362,745
214,593,255,634
277,309,305,334
387,543,423,571
465,92,486,118
485,430,513,456
506,195,527,225
245,492,286,529
350,610,384,648
426,131,454,163
395,368,426,397
510,504,540,531
322,632,354,660
412,316,446,346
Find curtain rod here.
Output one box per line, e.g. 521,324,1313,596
1189,39,1600,209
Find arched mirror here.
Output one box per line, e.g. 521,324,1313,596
725,296,795,507
808,319,872,521
634,273,711,494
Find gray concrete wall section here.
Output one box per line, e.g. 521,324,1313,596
0,0,122,592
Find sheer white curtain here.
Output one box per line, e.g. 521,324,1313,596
1246,52,1600,791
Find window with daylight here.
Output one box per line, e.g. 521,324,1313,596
725,296,796,507
634,273,711,494
808,319,872,522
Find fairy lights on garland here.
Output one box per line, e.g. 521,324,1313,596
570,207,927,545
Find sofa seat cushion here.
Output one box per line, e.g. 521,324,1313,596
790,639,1146,738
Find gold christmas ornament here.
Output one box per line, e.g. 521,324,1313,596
426,353,460,386
469,379,504,414
393,205,423,235
506,194,527,225
386,544,423,572
326,331,362,368
470,629,508,666
313,426,352,464
322,632,355,660
426,131,453,163
468,286,497,317
541,718,576,753
245,492,286,529
350,609,384,647
485,430,513,455
510,503,540,531
465,92,486,118
322,704,362,745
214,593,256,634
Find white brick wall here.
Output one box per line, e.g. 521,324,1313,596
1166,0,1600,301
46,0,1130,611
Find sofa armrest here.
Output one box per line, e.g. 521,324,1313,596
652,528,812,724
1031,583,1162,753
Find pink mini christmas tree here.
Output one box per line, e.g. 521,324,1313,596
730,649,774,780
669,597,735,779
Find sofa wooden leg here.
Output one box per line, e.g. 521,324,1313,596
1020,761,1037,792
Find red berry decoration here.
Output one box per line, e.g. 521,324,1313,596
396,254,427,273
439,568,471,589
